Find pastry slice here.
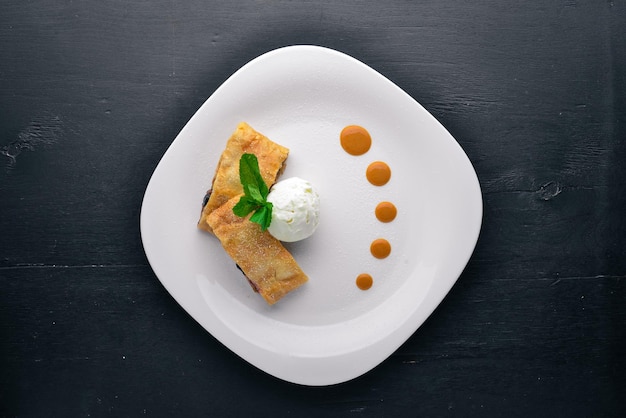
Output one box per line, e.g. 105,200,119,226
198,122,289,233
207,195,308,305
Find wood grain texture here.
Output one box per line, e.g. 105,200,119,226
1,0,624,416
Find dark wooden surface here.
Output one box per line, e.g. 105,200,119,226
1,1,625,416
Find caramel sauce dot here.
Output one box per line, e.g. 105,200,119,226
340,125,371,156
370,238,391,259
375,201,397,223
366,161,391,186
356,273,373,290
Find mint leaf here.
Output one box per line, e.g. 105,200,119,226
239,154,268,199
243,183,264,203
233,153,273,230
249,202,273,231
232,195,257,217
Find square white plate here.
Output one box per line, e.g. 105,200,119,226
140,45,482,385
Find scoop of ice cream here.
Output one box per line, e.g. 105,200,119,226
266,177,320,242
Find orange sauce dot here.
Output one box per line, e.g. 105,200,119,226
370,238,391,259
340,125,371,156
375,201,397,223
356,273,373,290
366,161,391,186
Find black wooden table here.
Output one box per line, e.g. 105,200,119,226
1,1,624,416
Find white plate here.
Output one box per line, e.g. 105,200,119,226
140,45,482,386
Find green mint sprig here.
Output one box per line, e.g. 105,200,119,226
232,153,273,230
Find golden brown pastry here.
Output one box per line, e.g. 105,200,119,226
198,122,289,233
207,195,308,305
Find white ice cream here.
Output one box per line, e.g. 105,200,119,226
266,177,320,242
